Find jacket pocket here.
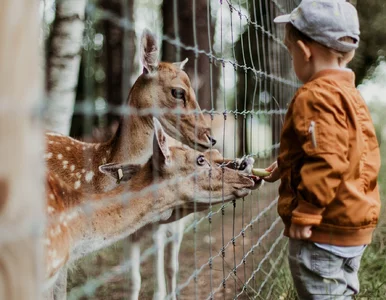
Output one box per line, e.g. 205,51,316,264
303,116,348,156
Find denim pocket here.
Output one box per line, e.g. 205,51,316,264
311,246,343,277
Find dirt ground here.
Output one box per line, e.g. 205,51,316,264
68,181,288,300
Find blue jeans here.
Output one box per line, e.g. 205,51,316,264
288,239,362,300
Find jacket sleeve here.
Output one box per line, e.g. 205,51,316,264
290,89,350,227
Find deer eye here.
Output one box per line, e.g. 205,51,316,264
172,88,185,102
196,155,206,166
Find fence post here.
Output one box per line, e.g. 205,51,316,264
0,0,44,299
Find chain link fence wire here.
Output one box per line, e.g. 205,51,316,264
43,0,302,299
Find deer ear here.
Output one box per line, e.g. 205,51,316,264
140,29,159,74
99,163,141,184
173,57,188,70
152,117,171,169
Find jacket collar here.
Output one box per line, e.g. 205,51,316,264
308,68,356,86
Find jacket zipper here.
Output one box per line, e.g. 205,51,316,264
308,121,317,148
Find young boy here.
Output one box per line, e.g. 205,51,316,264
264,0,381,298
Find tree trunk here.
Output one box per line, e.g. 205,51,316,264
348,0,357,6
70,0,136,142
101,0,136,130
234,0,297,157
45,0,87,135
0,0,44,299
162,0,219,111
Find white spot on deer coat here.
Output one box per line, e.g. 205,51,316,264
85,171,94,182
81,169,85,173
47,206,55,213
49,194,55,200
48,141,54,144
50,226,61,237
95,144,100,150
74,180,81,189
70,165,75,172
67,211,79,221
57,154,63,160
66,146,71,151
44,153,53,160
82,146,86,150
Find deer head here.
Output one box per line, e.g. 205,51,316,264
100,118,254,207
128,29,215,151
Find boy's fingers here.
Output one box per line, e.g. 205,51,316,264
303,228,312,239
264,161,276,172
289,224,312,239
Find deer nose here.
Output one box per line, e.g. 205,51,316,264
208,136,216,146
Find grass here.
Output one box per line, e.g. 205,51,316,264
356,140,386,299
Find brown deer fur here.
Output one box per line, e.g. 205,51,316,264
43,120,254,288
44,30,215,194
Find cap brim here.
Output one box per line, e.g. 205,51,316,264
273,14,291,23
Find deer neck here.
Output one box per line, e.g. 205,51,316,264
111,113,154,165
68,179,176,261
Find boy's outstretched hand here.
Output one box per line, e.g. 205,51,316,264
289,223,312,239
263,161,280,182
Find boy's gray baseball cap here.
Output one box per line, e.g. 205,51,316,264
274,0,360,52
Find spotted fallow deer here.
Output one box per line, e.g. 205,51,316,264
44,29,215,299
43,119,256,298
44,29,215,194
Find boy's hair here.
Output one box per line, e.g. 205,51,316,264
285,23,356,65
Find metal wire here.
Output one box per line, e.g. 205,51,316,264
57,0,300,299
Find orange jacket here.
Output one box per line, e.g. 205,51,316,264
277,69,381,246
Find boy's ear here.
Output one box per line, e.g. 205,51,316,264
297,40,311,62
99,163,141,184
341,50,355,66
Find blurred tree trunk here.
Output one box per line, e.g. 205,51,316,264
70,0,136,141
101,0,136,126
45,0,87,134
162,0,219,111
234,0,296,157
350,1,386,85
348,0,357,6
0,0,44,299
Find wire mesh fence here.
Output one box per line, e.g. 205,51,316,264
42,0,301,299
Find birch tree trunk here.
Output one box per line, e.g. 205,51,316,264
0,0,44,299
45,0,87,135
